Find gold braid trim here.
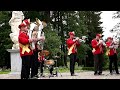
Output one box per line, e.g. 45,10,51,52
68,43,75,55
19,43,31,54
106,48,110,56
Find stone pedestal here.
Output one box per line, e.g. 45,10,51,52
7,49,21,73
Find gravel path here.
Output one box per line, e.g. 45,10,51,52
0,70,120,79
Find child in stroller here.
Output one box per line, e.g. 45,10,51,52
38,50,54,77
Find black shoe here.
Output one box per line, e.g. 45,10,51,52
49,74,54,77
110,72,113,75
21,78,28,79
98,72,102,75
94,72,98,75
41,75,45,77
30,76,38,79
116,72,119,74
71,73,74,76
40,74,45,77
71,74,77,76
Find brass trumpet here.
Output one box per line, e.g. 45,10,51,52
74,36,87,43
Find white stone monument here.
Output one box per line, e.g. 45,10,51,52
7,49,22,74
9,11,24,49
7,11,24,74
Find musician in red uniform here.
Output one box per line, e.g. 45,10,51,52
18,22,37,79
66,31,80,76
91,34,105,75
23,19,37,78
23,19,38,78
106,37,119,75
23,19,45,78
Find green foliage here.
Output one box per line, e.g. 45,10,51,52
44,24,62,58
0,11,104,68
0,11,12,67
117,52,120,59
77,43,91,60
46,11,103,67
117,48,120,60
103,54,109,68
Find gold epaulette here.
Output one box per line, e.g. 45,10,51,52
19,43,31,54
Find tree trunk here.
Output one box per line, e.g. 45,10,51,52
60,12,68,67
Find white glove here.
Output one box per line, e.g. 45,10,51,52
109,46,114,49
73,39,76,42
38,36,45,41
102,41,106,46
114,45,118,49
97,40,102,46
76,37,79,40
99,40,103,43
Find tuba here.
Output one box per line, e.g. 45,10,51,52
29,18,47,50
29,22,37,50
35,18,44,50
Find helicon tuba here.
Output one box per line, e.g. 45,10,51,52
29,21,37,50
35,18,45,50
29,18,46,50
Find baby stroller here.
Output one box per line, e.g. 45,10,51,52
44,59,62,78
38,50,62,78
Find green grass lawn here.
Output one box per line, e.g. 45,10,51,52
0,69,10,74
0,62,112,74
42,65,85,73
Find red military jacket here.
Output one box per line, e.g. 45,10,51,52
18,31,33,56
106,41,116,56
91,39,104,55
66,38,80,55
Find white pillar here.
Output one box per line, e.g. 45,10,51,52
7,49,21,74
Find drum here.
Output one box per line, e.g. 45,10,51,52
44,60,55,65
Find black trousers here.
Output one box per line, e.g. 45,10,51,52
32,50,38,76
69,53,77,75
49,65,53,74
39,61,44,74
21,55,34,79
109,54,119,73
94,54,103,73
